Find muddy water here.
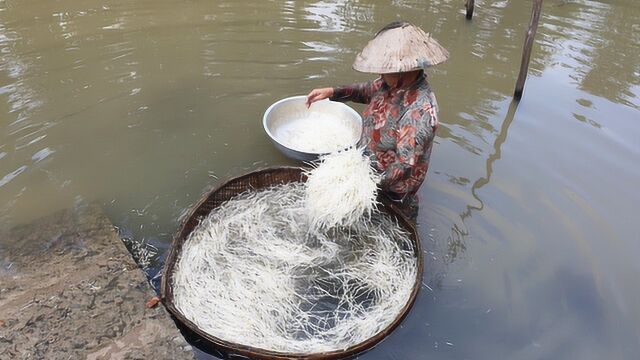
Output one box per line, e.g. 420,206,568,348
1,0,638,358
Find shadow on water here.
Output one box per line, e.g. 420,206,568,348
436,100,519,273
418,98,518,293
462,100,519,220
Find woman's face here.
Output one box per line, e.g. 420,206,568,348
381,73,403,88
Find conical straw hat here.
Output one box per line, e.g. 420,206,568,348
353,22,449,74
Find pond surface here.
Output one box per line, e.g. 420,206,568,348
1,0,639,358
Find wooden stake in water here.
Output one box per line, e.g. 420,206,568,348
465,0,475,20
514,0,544,100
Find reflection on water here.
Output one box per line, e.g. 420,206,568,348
1,0,639,359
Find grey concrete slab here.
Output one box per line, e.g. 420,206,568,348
0,203,195,360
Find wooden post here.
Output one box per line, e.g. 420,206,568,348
465,0,475,19
514,0,543,100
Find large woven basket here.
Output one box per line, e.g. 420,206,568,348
161,167,423,360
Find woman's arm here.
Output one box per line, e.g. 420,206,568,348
330,79,381,104
305,79,382,107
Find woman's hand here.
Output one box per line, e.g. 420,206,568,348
305,87,334,108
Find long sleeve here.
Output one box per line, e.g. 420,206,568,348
330,78,383,104
380,104,436,195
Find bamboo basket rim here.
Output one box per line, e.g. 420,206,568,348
160,166,423,360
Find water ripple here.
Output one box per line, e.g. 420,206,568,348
0,165,27,188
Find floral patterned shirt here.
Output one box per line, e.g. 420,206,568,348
330,74,438,198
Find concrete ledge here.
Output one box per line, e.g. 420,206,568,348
0,203,195,360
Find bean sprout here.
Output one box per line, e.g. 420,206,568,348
173,182,416,354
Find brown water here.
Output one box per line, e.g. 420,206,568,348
1,0,639,358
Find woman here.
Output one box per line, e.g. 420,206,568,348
305,21,449,220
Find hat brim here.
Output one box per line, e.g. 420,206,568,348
353,25,449,74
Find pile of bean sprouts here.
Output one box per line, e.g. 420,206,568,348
275,113,359,153
173,182,417,354
305,147,380,231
